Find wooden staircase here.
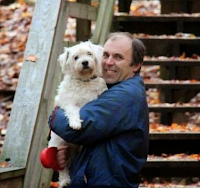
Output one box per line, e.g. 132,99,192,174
0,0,115,187
113,0,200,186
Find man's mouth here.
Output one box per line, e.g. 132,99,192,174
105,69,117,75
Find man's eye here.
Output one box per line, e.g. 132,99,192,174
103,53,109,58
115,54,123,60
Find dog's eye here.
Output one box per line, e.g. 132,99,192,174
87,52,92,56
74,55,79,60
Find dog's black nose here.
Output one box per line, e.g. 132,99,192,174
82,61,89,67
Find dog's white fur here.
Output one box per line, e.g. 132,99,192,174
48,41,107,188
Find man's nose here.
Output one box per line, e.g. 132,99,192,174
105,56,114,65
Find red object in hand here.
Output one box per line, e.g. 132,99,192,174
40,147,64,171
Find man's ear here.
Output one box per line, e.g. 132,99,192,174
132,63,142,73
58,47,70,73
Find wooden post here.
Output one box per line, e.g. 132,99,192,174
1,0,15,5
91,0,115,45
76,0,91,41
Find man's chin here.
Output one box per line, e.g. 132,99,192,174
104,78,117,84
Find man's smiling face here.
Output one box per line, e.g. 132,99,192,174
102,35,136,84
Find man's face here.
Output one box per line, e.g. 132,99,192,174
102,36,138,84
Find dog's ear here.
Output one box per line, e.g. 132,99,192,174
58,48,70,73
89,42,104,76
87,41,104,62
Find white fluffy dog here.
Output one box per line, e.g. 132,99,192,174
48,41,107,188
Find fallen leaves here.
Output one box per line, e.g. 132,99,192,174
0,3,34,91
25,54,38,62
0,99,13,156
0,161,10,168
0,3,34,157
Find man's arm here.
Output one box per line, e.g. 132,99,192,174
50,79,146,145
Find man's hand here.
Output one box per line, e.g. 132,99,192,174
57,146,68,169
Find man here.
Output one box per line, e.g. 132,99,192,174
49,32,149,188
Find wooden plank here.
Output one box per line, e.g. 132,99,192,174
145,161,200,168
91,0,115,45
143,60,200,66
0,176,23,188
63,41,79,47
0,167,25,180
0,0,69,187
66,1,97,21
145,83,200,89
142,164,200,177
114,15,200,22
0,167,24,188
138,37,200,43
149,133,200,140
149,105,200,112
23,0,71,188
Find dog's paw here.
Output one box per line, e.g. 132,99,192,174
69,119,83,130
59,179,70,188
69,123,81,130
59,174,70,188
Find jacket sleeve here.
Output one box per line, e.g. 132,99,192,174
49,78,147,145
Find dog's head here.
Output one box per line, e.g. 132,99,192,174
58,41,104,81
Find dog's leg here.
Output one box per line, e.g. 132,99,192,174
58,167,70,188
48,133,71,188
48,132,66,147
64,105,82,130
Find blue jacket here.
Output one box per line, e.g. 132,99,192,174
49,73,149,188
